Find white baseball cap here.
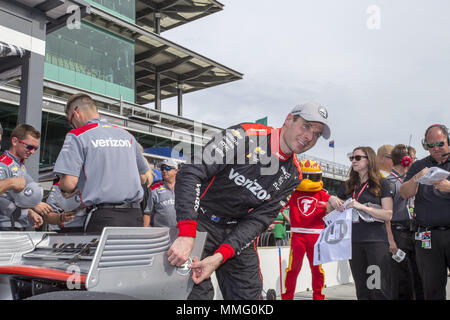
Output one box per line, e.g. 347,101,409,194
11,174,43,208
161,159,178,170
291,102,331,139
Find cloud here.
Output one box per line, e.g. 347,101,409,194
160,0,450,165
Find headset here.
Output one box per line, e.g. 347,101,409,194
400,145,412,168
421,124,449,150
400,146,412,167
390,144,412,168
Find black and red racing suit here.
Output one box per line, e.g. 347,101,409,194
175,123,302,299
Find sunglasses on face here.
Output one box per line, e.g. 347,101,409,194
17,138,39,151
425,141,445,149
161,165,174,171
349,155,368,161
303,173,322,182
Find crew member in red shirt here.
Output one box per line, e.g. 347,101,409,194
282,159,330,300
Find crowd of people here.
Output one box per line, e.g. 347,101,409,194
0,94,449,301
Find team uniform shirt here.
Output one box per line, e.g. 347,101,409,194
288,189,330,233
386,169,411,225
53,118,149,207
336,178,394,243
404,155,450,227
0,151,31,229
175,123,302,261
46,183,86,230
144,181,177,227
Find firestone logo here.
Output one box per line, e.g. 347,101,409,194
297,196,317,216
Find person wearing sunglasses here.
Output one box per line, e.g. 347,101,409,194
282,159,330,300
400,124,450,300
144,159,179,228
328,146,394,300
167,102,331,300
0,124,48,230
53,93,149,233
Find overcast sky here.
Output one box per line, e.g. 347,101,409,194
159,0,450,165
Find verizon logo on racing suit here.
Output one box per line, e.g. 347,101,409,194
229,168,271,200
90,139,132,148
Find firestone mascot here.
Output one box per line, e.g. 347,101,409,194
281,160,330,300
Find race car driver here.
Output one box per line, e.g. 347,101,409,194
53,93,149,232
167,102,331,300
282,159,330,300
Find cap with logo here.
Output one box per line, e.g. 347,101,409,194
10,174,43,208
291,102,331,139
161,158,178,170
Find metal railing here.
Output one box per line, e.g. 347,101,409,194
297,153,350,181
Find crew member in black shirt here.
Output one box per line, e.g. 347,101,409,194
400,124,450,300
386,144,423,300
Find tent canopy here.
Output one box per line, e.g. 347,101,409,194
144,146,186,161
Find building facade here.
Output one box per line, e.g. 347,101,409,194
0,0,242,174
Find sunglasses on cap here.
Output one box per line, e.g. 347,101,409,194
161,165,174,171
17,138,39,151
425,141,445,149
349,155,368,161
303,173,322,182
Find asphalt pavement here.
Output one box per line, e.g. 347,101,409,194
293,277,450,300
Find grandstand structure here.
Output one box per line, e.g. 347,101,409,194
0,0,348,195
0,0,242,178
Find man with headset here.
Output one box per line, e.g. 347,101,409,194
400,124,450,299
386,144,423,300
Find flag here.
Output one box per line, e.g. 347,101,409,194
255,117,267,125
313,209,352,265
329,140,335,148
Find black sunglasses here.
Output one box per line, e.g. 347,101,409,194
303,173,322,182
425,141,445,149
161,165,174,171
349,155,368,161
17,138,39,151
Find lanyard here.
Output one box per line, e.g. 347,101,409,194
390,171,404,184
353,182,369,201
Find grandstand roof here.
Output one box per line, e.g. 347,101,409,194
9,0,90,33
136,0,223,33
83,6,243,105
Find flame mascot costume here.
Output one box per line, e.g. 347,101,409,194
281,160,330,300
